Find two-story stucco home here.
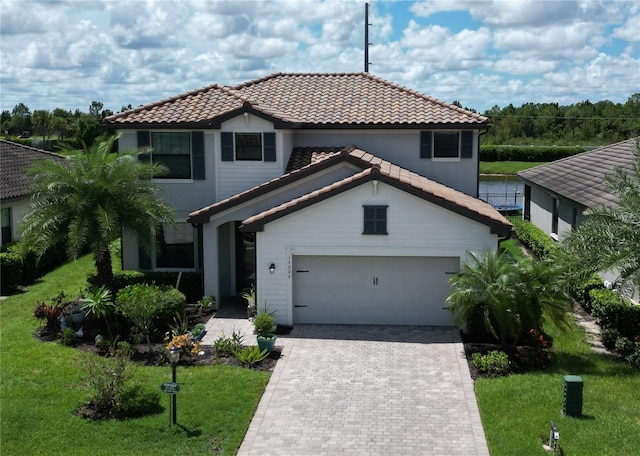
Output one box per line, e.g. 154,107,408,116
103,72,512,327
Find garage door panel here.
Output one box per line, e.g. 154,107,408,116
293,256,458,326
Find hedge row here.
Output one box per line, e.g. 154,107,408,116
0,242,68,295
512,219,558,260
480,145,584,162
588,288,640,340
87,270,203,303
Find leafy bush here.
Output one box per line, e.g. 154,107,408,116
588,288,640,338
234,346,269,367
601,328,620,349
480,145,584,162
116,284,186,349
470,351,510,377
164,333,202,361
615,337,635,357
626,342,640,369
115,341,137,359
113,384,162,419
513,219,558,259
58,327,76,346
78,352,135,417
570,274,604,311
90,270,203,303
0,250,22,294
33,291,70,331
213,331,244,358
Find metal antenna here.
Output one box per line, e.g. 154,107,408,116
365,3,371,72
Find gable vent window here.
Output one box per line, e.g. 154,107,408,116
363,205,388,235
420,131,473,160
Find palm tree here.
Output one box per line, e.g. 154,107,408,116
19,135,175,289
559,140,640,297
446,245,571,345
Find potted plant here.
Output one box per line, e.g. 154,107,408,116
242,285,257,319
253,305,277,353
66,299,86,325
190,323,207,342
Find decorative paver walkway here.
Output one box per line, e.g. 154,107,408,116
236,324,489,456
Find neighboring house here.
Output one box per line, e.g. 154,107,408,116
103,72,512,326
0,140,67,247
518,137,638,237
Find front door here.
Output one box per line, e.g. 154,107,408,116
235,222,255,293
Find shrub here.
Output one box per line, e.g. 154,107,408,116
213,331,244,358
116,284,185,349
78,352,135,417
90,270,203,303
0,250,22,294
164,333,202,362
513,219,558,259
58,327,77,346
626,342,640,369
589,288,640,338
601,328,620,349
614,337,635,357
234,346,269,367
113,384,162,419
470,351,510,377
33,291,70,331
570,274,604,311
115,341,137,359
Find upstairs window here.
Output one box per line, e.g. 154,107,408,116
420,131,473,160
136,131,205,180
363,205,388,235
235,133,262,161
221,132,276,162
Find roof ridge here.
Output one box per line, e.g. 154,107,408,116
232,72,369,90
104,83,243,121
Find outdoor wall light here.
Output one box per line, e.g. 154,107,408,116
269,263,276,273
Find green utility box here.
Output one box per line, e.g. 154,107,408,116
563,375,583,417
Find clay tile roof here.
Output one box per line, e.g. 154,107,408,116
1,140,67,201
103,73,489,128
518,137,639,208
234,146,511,234
232,73,488,126
284,146,351,173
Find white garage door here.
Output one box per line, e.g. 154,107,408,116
292,256,459,326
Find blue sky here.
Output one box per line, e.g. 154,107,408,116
1,0,638,115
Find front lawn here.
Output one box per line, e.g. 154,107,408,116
475,318,640,455
0,255,270,455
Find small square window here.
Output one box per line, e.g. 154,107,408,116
433,131,460,159
236,133,262,161
363,206,387,235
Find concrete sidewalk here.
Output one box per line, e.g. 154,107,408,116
238,325,489,456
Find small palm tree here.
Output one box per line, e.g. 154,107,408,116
559,139,640,297
446,246,571,345
19,135,175,289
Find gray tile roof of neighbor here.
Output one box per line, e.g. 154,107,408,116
1,140,67,201
103,73,489,128
518,137,639,208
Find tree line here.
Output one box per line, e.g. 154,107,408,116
1,101,132,150
3,93,639,149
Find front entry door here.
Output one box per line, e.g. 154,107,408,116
235,222,255,293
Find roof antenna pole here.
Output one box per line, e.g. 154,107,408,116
365,2,370,72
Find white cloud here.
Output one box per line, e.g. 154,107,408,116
613,14,640,41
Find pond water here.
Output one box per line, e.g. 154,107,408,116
479,175,524,209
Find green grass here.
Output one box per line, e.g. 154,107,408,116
480,161,547,175
0,256,270,455
475,319,640,456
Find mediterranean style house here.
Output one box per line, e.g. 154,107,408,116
103,72,512,326
0,140,67,247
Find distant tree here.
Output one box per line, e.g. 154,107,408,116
19,135,176,289
75,114,101,147
51,108,73,140
120,104,133,113
10,103,31,134
31,109,51,139
1,110,11,135
89,101,104,119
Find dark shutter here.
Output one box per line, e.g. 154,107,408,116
221,132,234,161
420,131,432,159
461,131,473,158
137,131,151,163
191,131,205,179
263,132,276,162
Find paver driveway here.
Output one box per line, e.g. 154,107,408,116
238,325,489,456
